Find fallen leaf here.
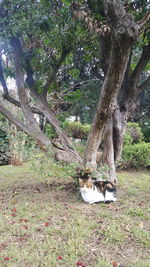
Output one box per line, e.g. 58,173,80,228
11,213,16,217
12,208,17,212
76,261,86,267
18,237,25,241
36,228,42,232
4,257,11,261
10,221,16,225
44,222,50,227
57,256,63,260
112,260,119,267
139,202,144,207
23,219,29,222
139,222,144,229
23,225,29,230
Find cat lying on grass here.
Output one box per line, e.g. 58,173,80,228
79,178,117,204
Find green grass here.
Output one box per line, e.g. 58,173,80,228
0,163,150,266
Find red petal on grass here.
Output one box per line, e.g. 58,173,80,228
11,213,16,217
57,256,63,260
112,261,119,267
23,225,29,229
18,237,25,241
36,228,42,232
76,261,86,267
10,221,16,225
12,208,17,212
4,257,11,261
23,219,29,222
44,222,50,227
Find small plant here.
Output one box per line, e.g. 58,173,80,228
103,222,126,244
131,227,150,247
127,207,144,217
32,151,77,183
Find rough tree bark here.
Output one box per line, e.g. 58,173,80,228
84,0,139,173
102,42,150,181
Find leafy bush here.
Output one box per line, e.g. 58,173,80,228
123,134,133,146
45,124,57,139
0,128,10,165
126,122,144,144
62,121,90,140
139,118,150,142
120,142,150,169
32,151,77,182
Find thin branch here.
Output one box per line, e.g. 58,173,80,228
137,75,150,94
43,48,71,98
138,10,150,34
0,56,41,114
0,56,20,107
60,78,101,95
0,101,32,134
129,43,150,89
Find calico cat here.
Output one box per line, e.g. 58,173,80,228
79,178,117,204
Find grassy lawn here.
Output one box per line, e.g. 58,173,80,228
0,162,150,267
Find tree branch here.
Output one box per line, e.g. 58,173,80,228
0,101,33,135
43,48,71,98
138,10,150,33
0,99,51,148
0,56,41,114
60,78,101,95
129,43,150,91
10,37,44,132
137,75,150,94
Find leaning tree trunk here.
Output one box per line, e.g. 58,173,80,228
25,63,82,163
11,37,81,163
84,0,138,176
10,37,53,149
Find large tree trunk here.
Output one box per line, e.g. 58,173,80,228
102,42,150,181
102,118,117,183
84,35,136,169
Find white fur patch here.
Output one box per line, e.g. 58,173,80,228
80,185,105,204
80,186,117,204
105,190,117,202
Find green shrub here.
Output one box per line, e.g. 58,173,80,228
126,122,144,144
45,124,57,139
62,121,91,140
139,118,150,142
120,142,150,169
0,128,10,165
123,134,133,146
